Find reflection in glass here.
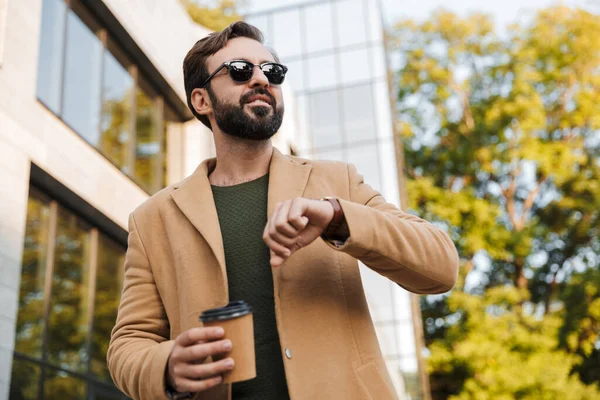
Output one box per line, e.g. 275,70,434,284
100,50,133,171
309,90,343,149
134,88,159,193
336,0,368,48
272,9,302,58
47,207,91,372
340,47,370,85
36,0,66,113
15,192,50,358
347,143,380,190
9,357,41,399
62,10,103,144
304,3,334,53
91,235,125,381
43,368,86,400
342,84,376,144
307,54,337,91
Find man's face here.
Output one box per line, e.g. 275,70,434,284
202,37,285,140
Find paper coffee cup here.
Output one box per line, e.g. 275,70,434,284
200,300,255,383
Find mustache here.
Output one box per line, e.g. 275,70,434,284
240,88,276,107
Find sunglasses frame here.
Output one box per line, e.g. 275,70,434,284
200,60,288,88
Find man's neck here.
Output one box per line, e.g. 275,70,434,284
209,134,273,187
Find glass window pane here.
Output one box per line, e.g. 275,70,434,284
15,191,51,358
341,84,376,144
366,0,384,43
340,47,370,85
307,54,337,91
378,138,400,206
134,82,160,193
282,58,304,93
313,148,344,162
62,10,103,144
373,80,393,140
371,44,386,80
9,357,41,399
347,143,380,190
309,90,342,149
47,207,92,372
396,322,417,359
272,9,302,59
375,325,400,358
245,15,270,46
335,0,368,48
304,3,334,53
91,235,125,382
360,265,395,323
43,368,86,400
100,47,133,172
36,0,67,113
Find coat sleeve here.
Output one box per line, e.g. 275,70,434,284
332,163,459,294
107,212,174,400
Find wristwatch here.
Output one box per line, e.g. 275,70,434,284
320,196,346,240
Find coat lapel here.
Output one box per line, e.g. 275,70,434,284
170,158,228,285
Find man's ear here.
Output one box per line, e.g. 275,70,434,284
191,88,212,117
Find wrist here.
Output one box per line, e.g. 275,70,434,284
320,197,348,240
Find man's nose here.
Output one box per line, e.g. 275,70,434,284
248,66,269,88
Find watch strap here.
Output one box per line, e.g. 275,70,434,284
321,197,345,239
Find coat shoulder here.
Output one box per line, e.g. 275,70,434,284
130,180,181,222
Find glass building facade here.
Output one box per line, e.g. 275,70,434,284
247,1,423,398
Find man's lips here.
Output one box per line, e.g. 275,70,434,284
246,94,272,106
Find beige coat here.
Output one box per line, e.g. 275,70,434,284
107,148,459,400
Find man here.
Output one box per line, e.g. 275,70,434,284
107,21,459,400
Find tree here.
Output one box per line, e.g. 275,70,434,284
391,6,600,399
181,0,245,31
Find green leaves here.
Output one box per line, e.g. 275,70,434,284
181,0,245,31
392,6,600,398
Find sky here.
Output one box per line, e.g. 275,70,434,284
247,0,598,30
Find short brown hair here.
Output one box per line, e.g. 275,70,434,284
183,21,271,129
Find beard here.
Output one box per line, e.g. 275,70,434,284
207,86,284,141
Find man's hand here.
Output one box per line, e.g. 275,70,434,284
166,327,234,393
263,197,334,267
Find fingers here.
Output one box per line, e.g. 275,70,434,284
176,326,224,347
269,250,286,268
177,339,232,363
178,357,235,380
287,201,310,231
171,373,224,393
270,202,301,239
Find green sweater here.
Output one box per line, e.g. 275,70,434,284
211,174,290,400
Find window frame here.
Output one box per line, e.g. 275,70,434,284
35,0,171,195
10,164,128,399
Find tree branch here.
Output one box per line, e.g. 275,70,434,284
449,81,475,133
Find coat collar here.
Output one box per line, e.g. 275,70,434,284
170,147,313,280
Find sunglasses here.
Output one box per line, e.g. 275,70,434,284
200,60,288,88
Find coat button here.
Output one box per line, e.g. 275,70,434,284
285,348,292,359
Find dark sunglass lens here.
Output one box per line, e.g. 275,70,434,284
228,61,254,82
262,64,286,85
